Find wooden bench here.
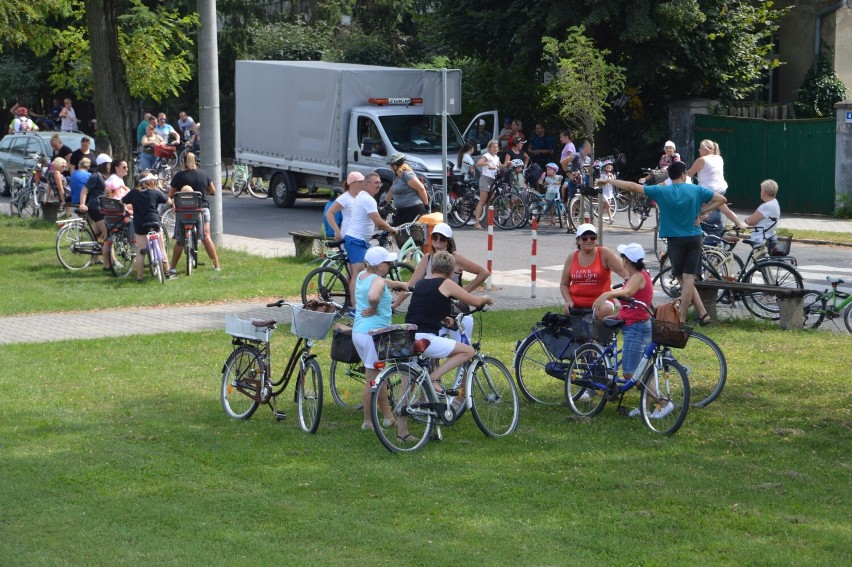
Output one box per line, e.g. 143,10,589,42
694,280,807,330
288,230,326,257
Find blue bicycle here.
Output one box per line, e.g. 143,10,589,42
552,305,691,435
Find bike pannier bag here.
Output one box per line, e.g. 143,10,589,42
331,329,360,363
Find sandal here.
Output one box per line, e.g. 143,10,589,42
431,379,445,394
698,313,712,326
473,224,483,230
397,433,418,443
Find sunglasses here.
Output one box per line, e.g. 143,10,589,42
579,234,597,242
431,233,448,242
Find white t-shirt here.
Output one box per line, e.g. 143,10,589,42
699,154,727,193
60,106,78,132
457,154,475,180
335,191,357,235
346,191,379,242
751,199,780,244
480,153,500,179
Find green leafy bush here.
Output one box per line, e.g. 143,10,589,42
792,47,847,118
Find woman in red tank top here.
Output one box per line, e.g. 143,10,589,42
559,224,627,318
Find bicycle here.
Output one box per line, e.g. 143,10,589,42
445,178,480,228
10,163,47,220
141,222,168,284
100,197,136,278
55,211,102,270
230,163,269,199
513,308,726,409
221,300,338,433
173,191,203,276
655,221,803,320
802,276,852,332
368,306,519,453
555,307,691,435
301,234,414,316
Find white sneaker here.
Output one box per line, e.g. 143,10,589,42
628,407,641,417
360,422,374,431
579,390,592,402
382,417,395,428
650,401,675,419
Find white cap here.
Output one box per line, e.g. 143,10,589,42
138,173,158,184
364,246,398,266
478,119,486,126
576,223,597,236
664,140,676,150
432,222,452,239
95,153,112,166
617,243,646,263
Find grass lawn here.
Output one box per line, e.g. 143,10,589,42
0,216,312,315
1,312,849,565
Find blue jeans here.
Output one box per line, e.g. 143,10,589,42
621,319,652,376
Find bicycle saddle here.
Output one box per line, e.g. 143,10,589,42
142,222,162,232
250,319,276,328
324,240,344,249
413,338,430,354
827,276,844,285
602,319,626,329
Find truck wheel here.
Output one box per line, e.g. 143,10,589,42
271,172,297,208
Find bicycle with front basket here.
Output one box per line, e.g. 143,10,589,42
368,305,520,453
221,300,338,433
553,304,691,435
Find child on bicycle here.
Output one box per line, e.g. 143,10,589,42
599,161,615,223
539,162,562,225
121,171,175,282
592,243,671,418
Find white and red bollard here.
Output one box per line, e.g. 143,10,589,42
530,217,537,298
486,206,494,290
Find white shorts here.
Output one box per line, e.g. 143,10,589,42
414,333,457,359
352,332,379,369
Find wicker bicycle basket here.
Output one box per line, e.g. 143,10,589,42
569,315,615,343
393,222,426,248
651,320,692,349
153,144,176,158
369,324,418,360
290,304,337,340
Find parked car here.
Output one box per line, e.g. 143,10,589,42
0,132,95,196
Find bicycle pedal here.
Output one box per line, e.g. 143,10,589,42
444,388,459,397
273,409,286,421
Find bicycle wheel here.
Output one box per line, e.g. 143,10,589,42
492,192,527,230
247,176,270,199
470,356,519,437
640,358,690,435
330,360,365,409
18,192,40,220
387,261,414,313
185,230,194,276
843,303,852,333
110,230,136,278
665,331,726,408
160,207,176,238
801,290,826,329
614,189,631,212
370,362,434,454
148,243,165,284
448,195,476,228
568,196,587,229
513,334,565,405
301,266,350,314
296,357,323,433
56,222,95,270
565,343,609,417
742,260,803,320
627,195,646,230
221,345,264,419
654,265,681,299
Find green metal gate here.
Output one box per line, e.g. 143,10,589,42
694,115,835,214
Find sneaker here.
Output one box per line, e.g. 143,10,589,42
360,422,374,431
213,266,221,272
168,268,177,277
650,401,675,419
382,417,395,428
628,407,641,417
578,390,592,402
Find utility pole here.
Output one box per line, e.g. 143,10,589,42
198,0,223,245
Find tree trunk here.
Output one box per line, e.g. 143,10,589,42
85,0,134,173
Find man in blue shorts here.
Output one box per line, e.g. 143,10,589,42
597,161,726,323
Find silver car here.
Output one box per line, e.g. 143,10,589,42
0,132,96,196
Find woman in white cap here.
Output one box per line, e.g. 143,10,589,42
594,242,673,419
121,171,175,282
352,246,410,431
79,153,114,268
559,223,628,319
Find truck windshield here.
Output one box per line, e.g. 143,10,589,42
379,115,464,154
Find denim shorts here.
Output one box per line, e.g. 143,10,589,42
343,235,370,265
621,319,652,376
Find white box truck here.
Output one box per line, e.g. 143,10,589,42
234,60,498,207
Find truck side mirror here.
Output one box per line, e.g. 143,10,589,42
361,137,375,157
